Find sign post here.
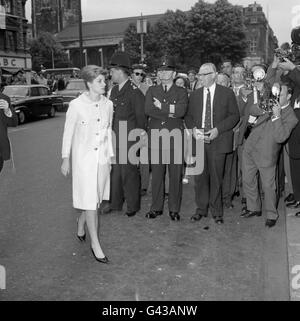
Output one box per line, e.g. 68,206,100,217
137,14,147,63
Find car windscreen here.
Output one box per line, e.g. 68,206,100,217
65,81,86,90
2,86,29,98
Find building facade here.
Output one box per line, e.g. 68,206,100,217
243,2,278,68
31,0,79,37
54,2,278,70
0,0,31,75
56,14,162,68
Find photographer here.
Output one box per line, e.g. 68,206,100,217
278,58,300,213
241,83,298,228
0,93,18,174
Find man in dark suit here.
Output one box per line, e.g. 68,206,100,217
145,56,188,221
187,69,198,91
0,93,18,173
278,59,300,213
108,51,147,217
241,83,298,227
185,63,239,224
222,66,249,209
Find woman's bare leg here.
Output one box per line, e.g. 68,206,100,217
77,211,86,236
85,210,105,258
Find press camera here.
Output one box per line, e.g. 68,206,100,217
274,26,300,64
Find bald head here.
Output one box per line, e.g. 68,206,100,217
198,63,217,88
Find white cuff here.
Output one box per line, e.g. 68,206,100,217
271,115,281,122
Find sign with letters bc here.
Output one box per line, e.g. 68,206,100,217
0,57,25,68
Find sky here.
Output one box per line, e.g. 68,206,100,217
25,0,300,44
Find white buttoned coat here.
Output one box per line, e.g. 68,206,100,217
62,93,114,210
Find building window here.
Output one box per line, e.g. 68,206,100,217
250,17,257,23
249,37,257,54
22,2,25,17
6,30,16,51
0,29,5,50
1,0,13,14
66,0,72,9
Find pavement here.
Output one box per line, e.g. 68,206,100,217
0,112,298,301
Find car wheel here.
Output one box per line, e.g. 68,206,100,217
48,106,56,118
18,111,26,124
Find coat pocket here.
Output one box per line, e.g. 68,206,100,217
76,120,89,143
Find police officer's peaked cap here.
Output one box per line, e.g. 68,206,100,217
109,51,131,70
158,56,176,71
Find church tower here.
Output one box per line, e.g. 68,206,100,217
32,0,79,37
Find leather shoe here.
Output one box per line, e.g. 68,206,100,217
190,213,207,221
145,210,163,219
126,211,136,217
169,212,180,221
284,193,295,203
214,217,224,224
224,202,234,209
241,209,262,218
265,219,276,228
77,234,86,242
241,206,247,215
90,248,109,263
287,201,300,209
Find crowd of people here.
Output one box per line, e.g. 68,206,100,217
59,49,300,263
0,68,76,92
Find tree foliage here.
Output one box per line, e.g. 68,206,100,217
29,32,71,71
123,0,248,71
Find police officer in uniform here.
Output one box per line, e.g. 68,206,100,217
108,51,147,217
145,56,188,221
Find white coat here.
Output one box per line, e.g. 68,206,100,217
62,92,114,210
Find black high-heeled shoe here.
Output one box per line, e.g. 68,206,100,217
76,218,86,242
77,234,86,242
90,247,109,263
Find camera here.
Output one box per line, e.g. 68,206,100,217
274,47,294,62
274,26,300,64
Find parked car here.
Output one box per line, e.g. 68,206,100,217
2,85,64,125
56,78,87,108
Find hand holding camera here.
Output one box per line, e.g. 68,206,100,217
0,99,9,110
278,57,296,72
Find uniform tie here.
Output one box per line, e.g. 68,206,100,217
164,85,168,93
204,88,212,131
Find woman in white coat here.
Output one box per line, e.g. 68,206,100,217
61,65,114,263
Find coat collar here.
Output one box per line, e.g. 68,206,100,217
113,79,131,98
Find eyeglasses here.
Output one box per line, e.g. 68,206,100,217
134,72,144,77
197,72,215,77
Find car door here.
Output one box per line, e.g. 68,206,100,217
29,86,42,116
38,86,51,115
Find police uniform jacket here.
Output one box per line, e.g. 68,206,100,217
0,93,18,161
145,84,188,150
110,80,146,151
